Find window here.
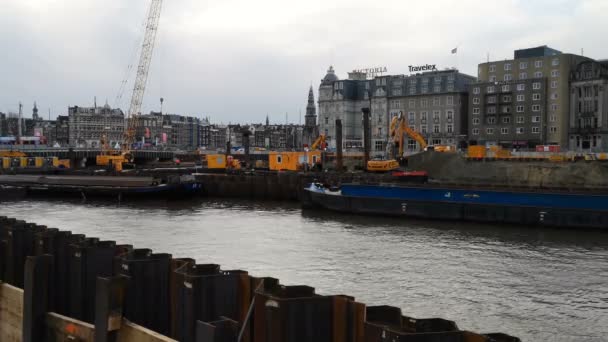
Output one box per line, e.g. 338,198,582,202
532,116,541,123
516,105,524,112
517,84,525,91
447,83,454,91
532,105,541,112
446,110,454,121
421,99,428,107
502,117,511,124
552,58,560,66
517,95,525,101
533,82,541,90
535,60,543,68
487,107,497,114
473,108,480,114
516,127,524,134
551,104,558,111
472,128,480,135
409,99,416,108
488,117,496,124
487,86,495,93
433,85,441,92
551,93,558,100
433,111,440,121
532,127,540,134
489,75,497,82
409,87,416,95
504,63,512,71
446,96,454,105
473,87,480,94
391,100,401,108
501,127,509,134
487,96,496,104
446,124,453,133
551,70,559,77
392,88,401,96
533,93,541,100
549,115,556,122
489,65,496,72
434,76,442,83
433,97,441,106
502,106,511,113
487,128,495,134
502,95,512,102
516,116,524,123
276,155,282,163
375,141,384,151
551,81,558,88
421,86,428,94
420,125,428,133
534,71,543,78
472,118,480,125
473,98,480,104
504,74,513,81
408,112,415,121
549,126,558,133
324,117,329,124
421,111,428,120
433,125,440,133
519,72,527,80
520,62,528,69
502,85,510,92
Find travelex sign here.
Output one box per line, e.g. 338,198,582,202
408,64,437,72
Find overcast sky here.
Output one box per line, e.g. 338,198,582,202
1,0,606,124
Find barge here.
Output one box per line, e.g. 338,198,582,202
303,183,608,229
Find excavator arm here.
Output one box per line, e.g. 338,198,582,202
311,134,326,150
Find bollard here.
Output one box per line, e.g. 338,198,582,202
117,249,172,335
94,275,129,342
23,254,54,342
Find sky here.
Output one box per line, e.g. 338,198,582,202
1,0,607,124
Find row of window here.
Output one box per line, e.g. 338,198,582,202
473,116,541,125
487,70,559,82
406,110,455,121
406,84,456,95
472,126,556,135
473,81,558,94
390,97,455,109
473,93,558,105
472,104,543,114
487,58,560,72
409,124,454,134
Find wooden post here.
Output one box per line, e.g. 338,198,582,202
336,119,343,172
23,254,54,342
362,108,371,170
94,275,129,342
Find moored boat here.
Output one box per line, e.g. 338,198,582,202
303,183,608,229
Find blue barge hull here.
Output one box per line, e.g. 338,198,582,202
304,184,608,229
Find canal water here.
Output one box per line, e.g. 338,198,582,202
1,197,607,341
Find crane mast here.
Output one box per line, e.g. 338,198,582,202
123,0,163,154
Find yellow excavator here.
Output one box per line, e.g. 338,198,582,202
311,134,326,150
367,112,427,172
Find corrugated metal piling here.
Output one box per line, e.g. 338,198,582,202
0,216,521,342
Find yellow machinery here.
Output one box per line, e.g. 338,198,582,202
1,158,10,169
367,159,399,172
203,154,241,170
0,150,26,158
467,145,486,158
269,151,322,171
96,133,130,171
311,134,326,150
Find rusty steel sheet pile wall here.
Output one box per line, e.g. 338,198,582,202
0,215,521,342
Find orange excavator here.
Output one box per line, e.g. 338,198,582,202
311,134,327,150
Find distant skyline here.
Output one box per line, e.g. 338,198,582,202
1,0,607,123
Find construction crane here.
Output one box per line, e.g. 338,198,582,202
97,0,163,171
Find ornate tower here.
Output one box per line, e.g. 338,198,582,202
32,102,39,121
305,86,316,127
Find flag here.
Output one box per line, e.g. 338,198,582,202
451,47,458,54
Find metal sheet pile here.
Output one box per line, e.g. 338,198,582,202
0,216,521,342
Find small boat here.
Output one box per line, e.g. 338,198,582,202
303,182,608,229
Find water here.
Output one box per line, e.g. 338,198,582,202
1,197,607,341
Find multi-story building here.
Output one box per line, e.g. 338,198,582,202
568,60,608,151
133,112,204,149
472,46,589,148
318,66,474,153
68,104,125,148
209,125,227,150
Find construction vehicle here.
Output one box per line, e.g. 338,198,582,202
97,0,163,171
311,134,327,150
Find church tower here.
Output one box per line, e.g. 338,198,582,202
32,102,40,121
305,86,316,127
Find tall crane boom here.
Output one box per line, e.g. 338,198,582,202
123,0,163,152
